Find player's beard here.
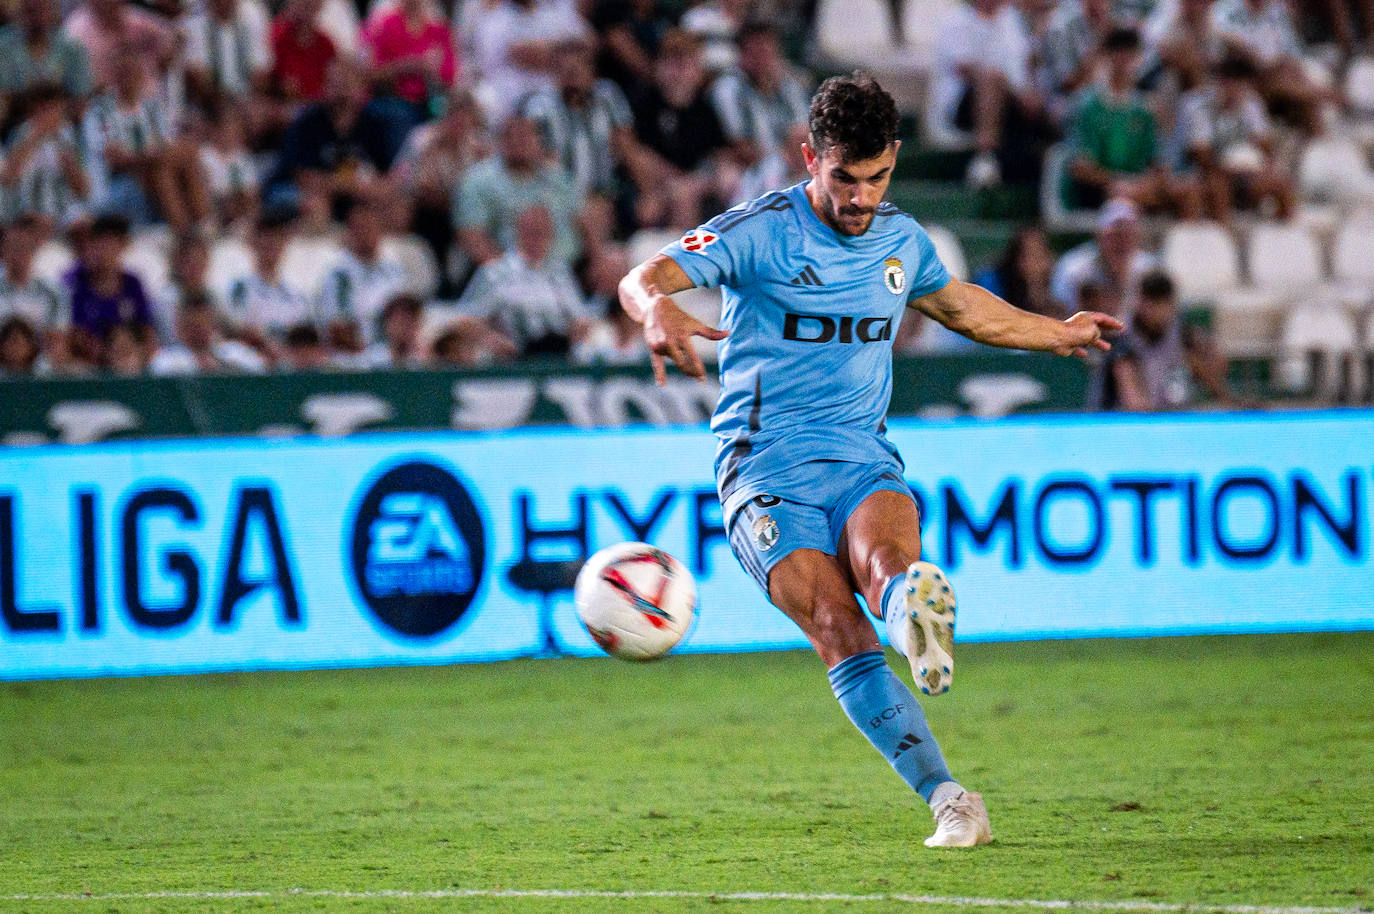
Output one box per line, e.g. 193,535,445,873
824,198,876,236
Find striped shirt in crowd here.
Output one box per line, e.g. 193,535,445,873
1037,2,1102,96
0,265,67,331
1210,0,1300,65
83,92,174,158
226,270,315,340
182,0,273,97
316,249,408,345
708,69,810,161
457,249,589,352
520,80,634,197
1,125,92,226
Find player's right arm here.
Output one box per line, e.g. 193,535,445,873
913,278,1123,357
619,253,729,386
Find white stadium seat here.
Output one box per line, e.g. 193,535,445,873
1277,300,1362,399
1248,221,1323,291
1298,135,1374,206
207,236,254,305
924,224,968,282
1039,142,1096,233
121,230,170,294
1327,212,1374,313
1164,221,1275,357
31,240,73,287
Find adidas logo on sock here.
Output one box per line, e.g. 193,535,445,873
789,266,823,286
891,732,923,759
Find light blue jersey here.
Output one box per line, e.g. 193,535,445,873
661,181,951,520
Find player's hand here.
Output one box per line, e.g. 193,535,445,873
1052,311,1123,359
644,296,728,386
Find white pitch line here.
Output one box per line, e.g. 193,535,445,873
2,888,1369,912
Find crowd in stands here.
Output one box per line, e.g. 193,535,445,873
0,0,1368,411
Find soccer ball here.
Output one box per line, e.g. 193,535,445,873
574,542,697,661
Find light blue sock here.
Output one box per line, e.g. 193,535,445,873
827,650,954,802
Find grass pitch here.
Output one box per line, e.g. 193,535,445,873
1,633,1371,913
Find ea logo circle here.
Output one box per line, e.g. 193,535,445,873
349,460,486,638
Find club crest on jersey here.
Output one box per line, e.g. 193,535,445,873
883,257,906,295
681,229,719,253
753,513,779,551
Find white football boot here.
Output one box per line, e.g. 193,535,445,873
901,561,957,696
924,790,994,848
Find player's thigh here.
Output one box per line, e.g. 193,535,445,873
838,488,923,611
766,548,881,667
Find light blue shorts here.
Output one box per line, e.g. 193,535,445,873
723,458,915,595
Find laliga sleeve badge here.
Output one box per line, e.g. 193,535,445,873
753,513,780,551
681,228,719,253
883,257,906,295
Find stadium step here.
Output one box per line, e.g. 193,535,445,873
887,180,1040,223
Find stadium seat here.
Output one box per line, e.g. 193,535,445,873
924,224,968,281
1297,134,1374,206
1039,142,1096,233
31,240,73,287
121,230,170,295
1164,221,1277,357
381,234,440,299
813,0,929,113
1329,211,1374,312
1345,55,1374,116
1277,299,1362,400
902,0,962,63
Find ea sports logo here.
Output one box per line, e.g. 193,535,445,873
348,459,486,638
680,228,718,253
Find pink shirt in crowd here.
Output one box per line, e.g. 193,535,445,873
63,3,176,90
361,9,458,104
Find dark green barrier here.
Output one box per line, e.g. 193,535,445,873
0,353,1086,445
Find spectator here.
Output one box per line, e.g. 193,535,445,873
0,314,44,376
628,28,727,228
225,209,314,359
1066,27,1202,217
973,225,1068,318
0,216,67,355
153,232,220,340
453,115,583,267
65,214,153,365
1092,269,1233,409
589,0,672,92
0,0,93,104
930,0,1049,188
573,245,645,364
360,292,427,368
1211,0,1327,132
148,292,266,374
266,58,402,214
270,0,337,106
181,0,273,113
280,322,336,371
681,0,752,74
1050,197,1160,316
197,96,260,231
62,0,176,93
708,21,809,172
1146,0,1223,93
466,0,590,123
1179,54,1295,224
391,87,488,290
520,37,638,204
317,194,407,349
1036,0,1113,125
83,44,210,231
2,84,93,232
736,121,808,204
361,0,459,116
457,204,589,358
101,318,154,375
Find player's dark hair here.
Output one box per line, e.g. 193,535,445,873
1139,270,1175,301
808,72,899,163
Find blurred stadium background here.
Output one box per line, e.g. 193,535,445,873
1,0,1372,906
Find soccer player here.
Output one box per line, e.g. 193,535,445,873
618,73,1121,847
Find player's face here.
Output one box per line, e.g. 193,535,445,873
803,142,899,237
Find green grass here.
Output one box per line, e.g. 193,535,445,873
2,634,1372,913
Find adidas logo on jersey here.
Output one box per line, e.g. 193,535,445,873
789,266,824,286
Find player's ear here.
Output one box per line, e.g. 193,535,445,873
802,142,818,175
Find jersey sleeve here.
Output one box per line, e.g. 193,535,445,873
658,201,770,289
906,222,953,302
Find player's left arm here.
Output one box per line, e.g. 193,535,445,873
911,278,1123,358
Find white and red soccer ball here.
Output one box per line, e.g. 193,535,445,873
574,542,697,661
